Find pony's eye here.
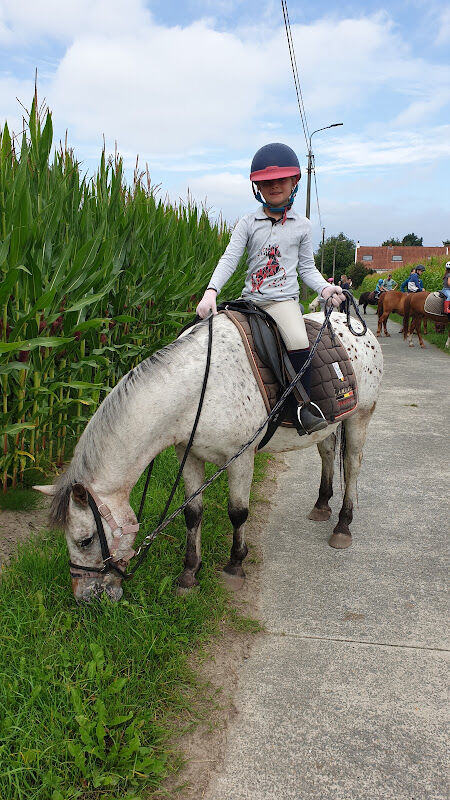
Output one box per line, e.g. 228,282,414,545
79,535,94,548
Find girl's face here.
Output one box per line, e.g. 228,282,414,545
257,176,297,208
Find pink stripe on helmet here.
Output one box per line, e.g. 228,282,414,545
250,164,300,181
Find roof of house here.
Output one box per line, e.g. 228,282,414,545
356,245,449,271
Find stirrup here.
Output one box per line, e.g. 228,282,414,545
297,402,328,435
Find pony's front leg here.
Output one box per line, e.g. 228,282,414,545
308,432,336,521
329,408,374,549
222,452,254,590
175,447,205,591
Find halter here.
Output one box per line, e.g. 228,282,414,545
68,488,139,580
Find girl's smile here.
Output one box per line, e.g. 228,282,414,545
257,176,297,211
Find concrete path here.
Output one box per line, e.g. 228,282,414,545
204,311,449,800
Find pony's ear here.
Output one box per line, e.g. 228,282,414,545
72,483,88,507
33,484,57,496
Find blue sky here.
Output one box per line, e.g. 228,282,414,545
0,0,449,249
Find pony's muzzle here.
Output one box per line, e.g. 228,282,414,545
71,575,123,603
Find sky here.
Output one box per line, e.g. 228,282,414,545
0,0,449,250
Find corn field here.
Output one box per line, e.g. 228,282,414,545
0,97,245,491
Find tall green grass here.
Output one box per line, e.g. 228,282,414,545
0,96,246,490
0,448,268,799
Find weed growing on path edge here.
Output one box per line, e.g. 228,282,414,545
0,448,269,799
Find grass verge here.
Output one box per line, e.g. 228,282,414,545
0,448,270,800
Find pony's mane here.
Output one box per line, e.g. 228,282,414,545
50,330,198,526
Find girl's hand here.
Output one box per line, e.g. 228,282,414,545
321,284,345,308
196,288,218,318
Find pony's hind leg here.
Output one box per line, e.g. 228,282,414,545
329,407,375,549
309,432,337,521
222,452,254,590
175,448,205,591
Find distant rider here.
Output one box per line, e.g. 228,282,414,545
400,264,425,292
441,261,450,317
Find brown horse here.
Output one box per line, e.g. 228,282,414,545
403,292,450,347
358,291,378,314
376,290,407,337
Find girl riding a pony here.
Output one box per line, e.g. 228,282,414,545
196,142,345,435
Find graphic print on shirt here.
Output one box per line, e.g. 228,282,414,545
251,245,286,293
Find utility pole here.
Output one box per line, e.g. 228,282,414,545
305,123,343,221
304,123,343,298
320,227,325,275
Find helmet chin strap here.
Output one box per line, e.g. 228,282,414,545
252,182,299,214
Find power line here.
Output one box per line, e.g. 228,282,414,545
281,0,310,149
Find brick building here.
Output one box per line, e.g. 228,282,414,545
355,244,449,272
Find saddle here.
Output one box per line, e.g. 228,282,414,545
216,300,358,447
179,299,358,448
424,292,446,317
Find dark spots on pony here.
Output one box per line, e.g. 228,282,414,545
228,506,248,529
184,504,202,531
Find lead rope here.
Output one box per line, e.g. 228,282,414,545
123,292,365,579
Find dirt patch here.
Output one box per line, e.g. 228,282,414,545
158,454,287,800
0,499,51,567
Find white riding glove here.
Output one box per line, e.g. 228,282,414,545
196,288,218,318
321,284,346,308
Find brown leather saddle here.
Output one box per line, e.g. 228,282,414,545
180,299,358,448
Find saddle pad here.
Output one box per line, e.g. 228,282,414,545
424,292,445,316
222,310,358,424
305,319,358,422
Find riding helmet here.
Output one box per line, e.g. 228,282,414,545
250,143,301,182
415,264,425,272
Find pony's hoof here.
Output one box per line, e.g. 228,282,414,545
220,570,245,591
176,570,199,592
176,584,199,596
308,506,331,521
376,333,381,338
385,332,390,337
420,343,426,348
409,342,414,347
328,532,352,549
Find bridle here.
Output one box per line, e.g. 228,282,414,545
68,487,139,580
68,295,366,584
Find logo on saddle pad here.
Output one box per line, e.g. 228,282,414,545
332,361,345,381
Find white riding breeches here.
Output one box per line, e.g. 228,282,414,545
252,298,309,350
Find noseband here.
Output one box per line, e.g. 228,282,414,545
69,487,139,580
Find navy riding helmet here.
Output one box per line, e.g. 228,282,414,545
415,264,425,272
250,143,301,214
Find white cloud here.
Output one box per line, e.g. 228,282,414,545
46,20,280,154
318,127,450,172
435,7,450,45
0,0,152,43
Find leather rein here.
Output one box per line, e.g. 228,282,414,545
69,294,366,582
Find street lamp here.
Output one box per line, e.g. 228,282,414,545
305,123,343,220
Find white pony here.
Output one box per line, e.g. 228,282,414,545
35,311,383,602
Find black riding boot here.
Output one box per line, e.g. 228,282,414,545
288,349,327,435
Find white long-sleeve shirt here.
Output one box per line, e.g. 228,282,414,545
208,207,329,301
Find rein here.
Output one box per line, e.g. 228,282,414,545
70,292,365,581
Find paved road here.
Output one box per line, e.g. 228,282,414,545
203,311,449,800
